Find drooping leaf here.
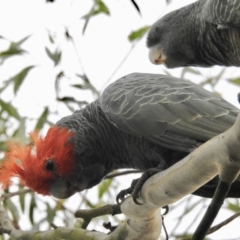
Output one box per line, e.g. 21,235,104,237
82,0,110,34
0,141,8,152
0,35,31,61
228,77,240,87
57,97,88,112
0,44,24,60
0,78,13,93
48,33,55,43
46,202,55,223
0,99,21,119
75,74,100,97
45,47,61,66
13,66,35,94
12,117,26,142
85,199,96,208
18,186,26,212
55,71,64,98
98,179,113,199
6,199,20,221
15,35,32,47
35,107,49,130
128,26,150,42
57,96,78,103
227,202,240,212
76,74,89,83
130,0,141,15
29,196,37,225
71,84,86,89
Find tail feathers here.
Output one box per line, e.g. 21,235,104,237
193,177,240,198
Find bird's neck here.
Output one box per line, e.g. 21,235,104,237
57,101,175,175
80,101,170,171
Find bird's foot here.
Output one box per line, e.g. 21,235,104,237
116,179,139,204
103,222,117,233
116,168,162,205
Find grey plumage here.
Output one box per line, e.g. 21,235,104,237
57,73,240,198
147,0,240,68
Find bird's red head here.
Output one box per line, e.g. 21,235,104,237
0,126,76,197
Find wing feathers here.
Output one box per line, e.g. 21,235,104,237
100,73,239,152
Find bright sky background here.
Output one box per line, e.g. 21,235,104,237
0,0,240,239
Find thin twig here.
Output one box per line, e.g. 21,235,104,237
1,189,33,201
75,204,121,229
179,211,240,240
102,42,137,89
207,212,240,235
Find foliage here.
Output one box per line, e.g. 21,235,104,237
0,0,239,239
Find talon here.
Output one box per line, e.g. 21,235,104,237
162,205,169,215
117,168,162,205
116,190,126,204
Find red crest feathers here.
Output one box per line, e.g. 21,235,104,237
0,126,75,195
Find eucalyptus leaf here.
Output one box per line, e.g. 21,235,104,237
29,196,37,225
0,99,21,119
82,0,110,34
45,47,61,66
13,66,35,94
128,26,150,42
35,107,49,130
228,77,240,87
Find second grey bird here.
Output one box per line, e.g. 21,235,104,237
147,0,240,68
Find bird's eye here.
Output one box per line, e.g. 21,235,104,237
45,159,56,172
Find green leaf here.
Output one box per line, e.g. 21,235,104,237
12,117,26,141
15,35,32,47
0,78,13,93
6,199,19,221
76,74,90,83
228,77,240,87
0,141,8,152
19,186,26,212
55,71,64,98
98,179,112,199
75,74,100,97
46,202,55,223
227,202,240,212
71,84,86,89
29,196,37,225
0,44,24,60
35,107,49,130
0,35,30,61
128,26,150,42
82,0,110,34
45,47,61,66
13,66,35,94
57,96,78,103
48,33,55,43
85,199,96,208
0,99,21,119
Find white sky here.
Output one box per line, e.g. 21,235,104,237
0,0,240,239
